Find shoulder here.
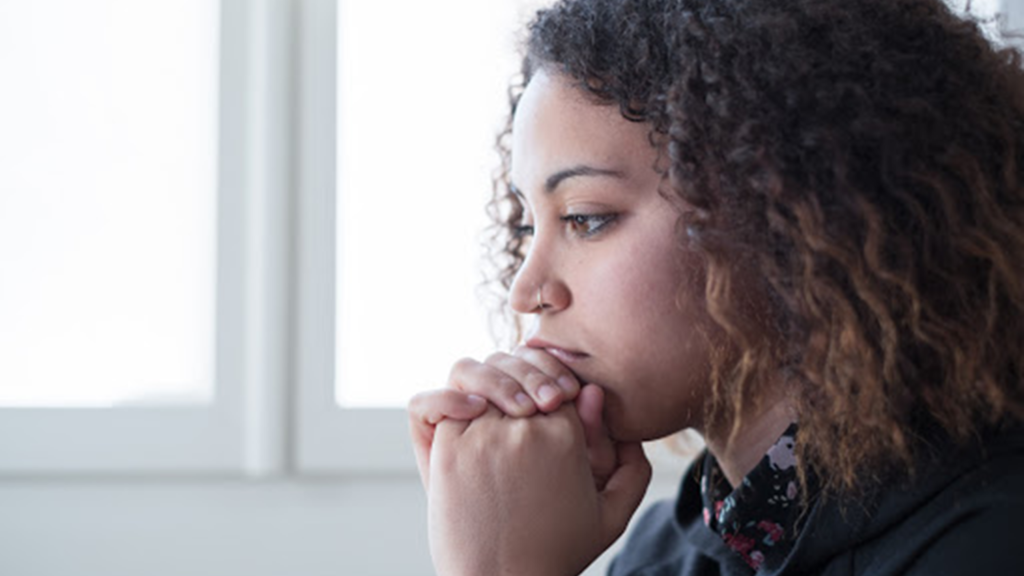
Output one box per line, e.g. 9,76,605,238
901,430,1024,574
902,498,1024,574
860,425,1024,575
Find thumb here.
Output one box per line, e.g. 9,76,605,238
408,389,488,490
576,384,616,490
599,441,652,546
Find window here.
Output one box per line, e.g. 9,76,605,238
334,0,548,408
0,1,217,409
2,0,1007,476
297,0,549,472
0,0,547,475
0,0,286,474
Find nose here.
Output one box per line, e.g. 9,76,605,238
509,245,571,315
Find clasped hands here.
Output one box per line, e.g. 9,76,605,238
408,346,653,576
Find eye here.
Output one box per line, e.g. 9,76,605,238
513,223,534,238
561,213,617,238
511,219,534,259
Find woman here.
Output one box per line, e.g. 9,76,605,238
409,0,1024,574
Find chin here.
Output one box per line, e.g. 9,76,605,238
605,395,696,443
610,422,683,444
605,402,672,443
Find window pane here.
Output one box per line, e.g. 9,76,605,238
336,0,548,407
0,1,218,407
948,0,1002,38
948,0,999,15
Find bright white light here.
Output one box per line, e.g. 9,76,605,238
947,0,1003,40
336,0,551,407
0,1,219,407
948,0,1000,15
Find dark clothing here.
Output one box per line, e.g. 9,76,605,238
609,425,1024,576
699,424,802,571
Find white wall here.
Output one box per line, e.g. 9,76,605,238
0,466,683,576
0,477,432,576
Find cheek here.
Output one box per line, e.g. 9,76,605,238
577,221,703,353
580,243,715,440
602,325,715,441
605,235,705,341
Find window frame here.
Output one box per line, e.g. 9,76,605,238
293,0,415,474
0,0,415,476
0,0,295,476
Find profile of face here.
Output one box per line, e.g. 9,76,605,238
509,69,730,442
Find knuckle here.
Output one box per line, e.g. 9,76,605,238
523,370,555,392
456,370,523,399
448,357,479,378
516,347,568,379
556,368,578,383
495,376,523,394
408,389,442,412
550,410,581,438
506,418,534,450
484,351,510,365
407,390,428,410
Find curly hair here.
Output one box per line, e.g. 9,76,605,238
485,0,1024,494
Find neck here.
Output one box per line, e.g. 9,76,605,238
703,398,794,488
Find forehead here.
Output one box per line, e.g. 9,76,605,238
510,70,654,191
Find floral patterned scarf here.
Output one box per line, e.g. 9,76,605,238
700,423,802,572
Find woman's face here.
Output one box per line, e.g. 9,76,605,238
510,70,729,442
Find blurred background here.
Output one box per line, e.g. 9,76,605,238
0,0,1011,574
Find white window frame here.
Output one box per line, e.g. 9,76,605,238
0,0,294,476
293,0,415,474
0,0,414,476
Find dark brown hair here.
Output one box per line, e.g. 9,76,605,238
486,0,1024,493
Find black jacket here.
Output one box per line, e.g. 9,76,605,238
609,425,1024,575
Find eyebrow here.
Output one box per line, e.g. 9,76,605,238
510,164,627,198
545,165,626,193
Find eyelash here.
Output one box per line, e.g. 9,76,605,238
512,213,618,239
562,213,617,237
513,224,535,239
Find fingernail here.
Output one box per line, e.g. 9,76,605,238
538,384,558,403
515,392,533,407
466,394,485,405
558,376,577,394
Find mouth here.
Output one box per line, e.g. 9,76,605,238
525,337,589,365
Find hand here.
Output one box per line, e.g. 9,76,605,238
448,346,582,415
428,403,651,576
409,347,614,490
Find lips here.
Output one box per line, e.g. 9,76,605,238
525,337,589,364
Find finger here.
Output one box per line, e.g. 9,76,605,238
484,350,573,413
599,441,652,547
512,346,581,398
448,357,538,417
408,389,487,490
576,384,616,489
